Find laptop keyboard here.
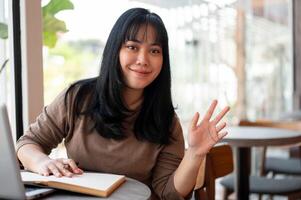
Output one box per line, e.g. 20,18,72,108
25,185,45,192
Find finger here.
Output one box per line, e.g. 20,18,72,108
63,159,83,174
38,167,50,176
54,161,73,177
189,112,199,131
212,106,230,124
76,168,84,174
216,122,227,132
47,163,62,177
203,100,218,121
218,131,228,139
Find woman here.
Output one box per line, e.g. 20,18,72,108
17,8,230,199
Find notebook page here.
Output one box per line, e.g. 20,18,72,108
21,171,125,191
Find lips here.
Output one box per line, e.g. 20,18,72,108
129,67,151,75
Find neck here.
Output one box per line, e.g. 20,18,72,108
123,87,143,110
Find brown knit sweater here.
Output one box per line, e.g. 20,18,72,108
16,86,187,200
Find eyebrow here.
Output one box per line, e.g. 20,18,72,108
127,39,161,46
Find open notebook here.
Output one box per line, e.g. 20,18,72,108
21,171,126,197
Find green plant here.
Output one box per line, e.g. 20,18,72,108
0,59,8,74
0,0,74,74
0,22,8,39
0,22,8,75
0,0,74,48
42,0,74,48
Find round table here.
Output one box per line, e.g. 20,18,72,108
43,177,151,200
222,126,301,200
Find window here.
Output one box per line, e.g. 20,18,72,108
0,0,10,107
244,0,292,120
0,0,14,140
0,0,45,140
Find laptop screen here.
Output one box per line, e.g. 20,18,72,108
0,105,55,199
0,104,27,199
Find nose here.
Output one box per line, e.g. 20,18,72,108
136,49,149,66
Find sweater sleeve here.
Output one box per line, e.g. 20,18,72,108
16,88,73,155
151,115,190,200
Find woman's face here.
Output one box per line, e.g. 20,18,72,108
119,25,163,91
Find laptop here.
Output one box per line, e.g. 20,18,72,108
0,104,55,199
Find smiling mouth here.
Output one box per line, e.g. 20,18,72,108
129,68,151,75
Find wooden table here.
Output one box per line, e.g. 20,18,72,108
222,126,301,200
43,177,151,200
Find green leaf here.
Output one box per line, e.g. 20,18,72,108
43,31,58,48
0,22,8,40
43,14,67,32
42,0,74,48
42,0,74,17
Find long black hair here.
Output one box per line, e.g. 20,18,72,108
65,8,174,144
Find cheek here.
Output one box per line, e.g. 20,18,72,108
154,57,163,74
119,51,126,69
119,51,131,76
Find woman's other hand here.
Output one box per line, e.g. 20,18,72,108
188,100,230,157
36,158,83,177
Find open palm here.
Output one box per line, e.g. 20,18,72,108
188,100,230,156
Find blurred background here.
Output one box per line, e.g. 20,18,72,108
0,1,299,199
0,0,295,139
46,0,293,133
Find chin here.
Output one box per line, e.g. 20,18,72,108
125,75,158,89
128,82,150,90
130,85,148,90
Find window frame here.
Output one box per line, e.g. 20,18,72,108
6,0,44,140
293,0,301,109
19,0,44,134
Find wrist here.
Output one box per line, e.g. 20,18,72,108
187,147,207,157
18,144,50,172
30,154,50,171
185,148,206,165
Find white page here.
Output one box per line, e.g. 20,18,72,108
21,171,125,191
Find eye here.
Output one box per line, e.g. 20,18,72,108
125,45,137,51
150,48,161,54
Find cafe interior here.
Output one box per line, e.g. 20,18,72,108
0,0,301,199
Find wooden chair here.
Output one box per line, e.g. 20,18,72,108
221,120,301,200
194,143,234,200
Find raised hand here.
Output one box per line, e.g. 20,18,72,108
36,158,83,177
188,100,230,157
